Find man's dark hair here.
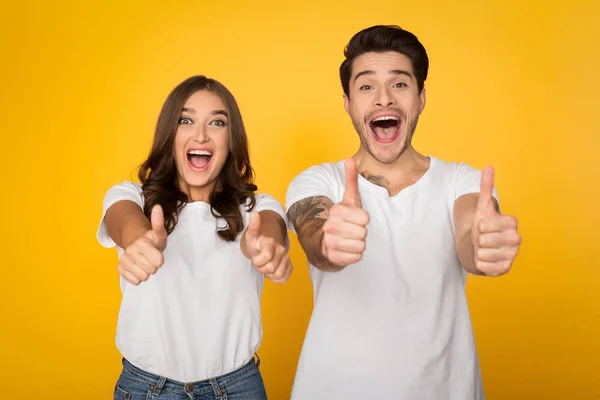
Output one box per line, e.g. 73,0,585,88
340,25,429,97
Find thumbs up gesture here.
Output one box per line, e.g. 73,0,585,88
321,158,370,268
243,212,292,284
472,167,521,277
117,205,168,285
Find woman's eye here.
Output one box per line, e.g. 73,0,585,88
178,117,193,125
210,119,226,127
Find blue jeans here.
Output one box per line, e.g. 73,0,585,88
114,356,267,399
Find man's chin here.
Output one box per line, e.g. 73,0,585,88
367,140,409,164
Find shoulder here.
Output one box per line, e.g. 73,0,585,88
286,161,344,209
426,156,481,180
291,161,344,182
102,181,144,209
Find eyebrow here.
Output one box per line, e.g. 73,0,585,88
353,69,414,82
181,108,228,117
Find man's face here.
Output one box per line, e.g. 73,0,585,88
344,51,426,164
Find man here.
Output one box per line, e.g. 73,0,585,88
285,25,521,399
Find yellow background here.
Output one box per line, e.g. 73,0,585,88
1,0,598,398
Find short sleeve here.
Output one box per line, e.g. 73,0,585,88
255,193,288,227
254,193,290,250
96,181,144,248
285,163,342,235
455,163,500,205
285,165,339,211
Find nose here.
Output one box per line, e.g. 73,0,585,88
193,125,209,143
374,87,395,108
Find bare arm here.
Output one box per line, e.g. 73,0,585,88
454,173,520,278
104,201,167,285
104,200,152,248
287,196,344,272
240,210,287,258
241,210,293,284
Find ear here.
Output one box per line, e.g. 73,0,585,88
419,87,426,113
343,93,350,115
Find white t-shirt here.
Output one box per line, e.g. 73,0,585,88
97,181,287,382
285,156,498,400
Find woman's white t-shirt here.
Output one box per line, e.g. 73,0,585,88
97,181,286,382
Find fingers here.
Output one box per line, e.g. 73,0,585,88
133,238,165,270
326,249,363,267
264,258,293,284
477,166,495,213
118,235,165,285
476,247,520,263
117,255,149,284
478,215,518,234
475,260,513,277
327,204,370,227
252,240,293,283
342,158,362,208
477,229,521,248
117,263,141,285
321,203,369,268
322,233,366,254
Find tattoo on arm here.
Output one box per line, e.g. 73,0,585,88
360,172,389,188
287,196,333,233
288,196,338,271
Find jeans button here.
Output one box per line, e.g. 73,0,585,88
185,383,194,391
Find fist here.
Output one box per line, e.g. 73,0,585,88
117,205,167,285
244,212,292,284
472,167,521,277
321,158,370,267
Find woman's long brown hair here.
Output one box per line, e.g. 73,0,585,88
138,75,256,241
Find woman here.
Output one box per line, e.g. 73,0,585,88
97,75,292,399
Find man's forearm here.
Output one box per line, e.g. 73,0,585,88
297,218,344,272
288,196,344,272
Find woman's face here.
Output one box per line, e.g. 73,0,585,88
174,90,230,202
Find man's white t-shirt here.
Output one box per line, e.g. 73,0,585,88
97,181,287,382
285,156,498,400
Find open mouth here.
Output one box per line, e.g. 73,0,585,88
369,115,402,143
186,149,212,171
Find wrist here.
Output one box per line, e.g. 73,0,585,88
123,228,151,249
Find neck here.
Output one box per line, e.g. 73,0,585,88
177,180,216,203
353,145,430,196
355,145,427,175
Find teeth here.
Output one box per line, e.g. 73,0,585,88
373,115,399,122
188,150,212,156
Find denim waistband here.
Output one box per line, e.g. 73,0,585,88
121,355,260,396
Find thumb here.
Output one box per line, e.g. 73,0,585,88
150,205,167,248
477,166,496,213
246,212,262,254
342,158,362,208
247,212,261,240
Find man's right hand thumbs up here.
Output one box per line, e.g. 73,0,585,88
117,205,167,285
321,158,370,268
